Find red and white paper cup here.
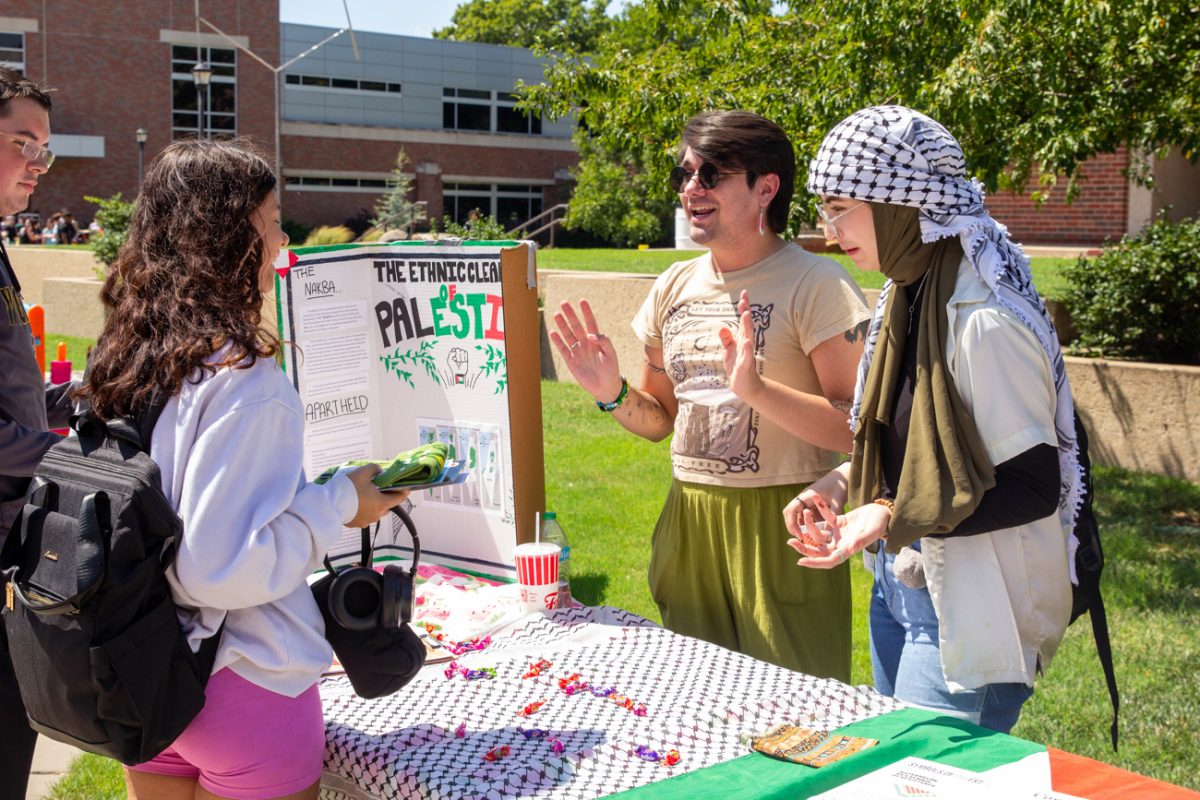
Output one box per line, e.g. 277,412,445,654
513,542,560,612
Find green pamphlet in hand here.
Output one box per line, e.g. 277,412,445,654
314,442,449,489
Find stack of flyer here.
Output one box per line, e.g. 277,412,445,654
813,757,1084,799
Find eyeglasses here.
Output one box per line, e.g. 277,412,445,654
669,163,746,192
0,131,54,169
816,200,865,240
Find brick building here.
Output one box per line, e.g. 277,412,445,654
1,2,1195,245
0,1,576,236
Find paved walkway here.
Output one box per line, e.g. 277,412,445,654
26,736,82,800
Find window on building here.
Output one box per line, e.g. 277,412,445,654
284,174,395,193
443,89,543,135
0,32,24,72
444,183,544,229
171,45,237,139
496,92,542,135
284,73,401,94
442,88,492,132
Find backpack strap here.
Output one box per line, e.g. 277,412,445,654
1073,413,1119,751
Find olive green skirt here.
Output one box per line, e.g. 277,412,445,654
648,479,851,681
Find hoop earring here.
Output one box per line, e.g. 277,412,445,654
758,208,766,237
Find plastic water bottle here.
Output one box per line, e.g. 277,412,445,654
540,512,571,608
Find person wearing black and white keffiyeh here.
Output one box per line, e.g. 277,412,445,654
783,105,1082,733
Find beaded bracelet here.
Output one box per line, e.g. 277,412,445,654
595,377,629,413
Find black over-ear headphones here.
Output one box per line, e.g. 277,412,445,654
324,506,421,631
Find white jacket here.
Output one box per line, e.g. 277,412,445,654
151,355,356,697
921,257,1073,691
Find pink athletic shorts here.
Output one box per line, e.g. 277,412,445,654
129,668,325,799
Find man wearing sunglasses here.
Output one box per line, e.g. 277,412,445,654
549,111,870,680
0,66,71,800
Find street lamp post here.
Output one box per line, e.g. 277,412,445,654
191,61,213,139
135,127,147,187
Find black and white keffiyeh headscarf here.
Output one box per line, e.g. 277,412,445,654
807,105,1085,577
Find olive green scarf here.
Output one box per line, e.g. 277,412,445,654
848,204,995,549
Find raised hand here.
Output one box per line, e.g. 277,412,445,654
548,299,624,403
717,290,763,401
788,501,891,569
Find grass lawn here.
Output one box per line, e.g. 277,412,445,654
43,332,93,370
537,248,1078,300
49,379,1197,797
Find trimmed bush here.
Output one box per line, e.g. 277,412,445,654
1064,217,1200,365
302,225,355,247
85,193,135,271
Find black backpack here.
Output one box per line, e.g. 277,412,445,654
0,404,221,765
1069,412,1119,750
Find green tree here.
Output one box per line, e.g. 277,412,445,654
85,193,136,271
372,149,426,234
434,0,611,52
522,0,1200,241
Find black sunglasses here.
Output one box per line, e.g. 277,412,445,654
669,163,747,192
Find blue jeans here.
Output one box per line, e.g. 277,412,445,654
869,547,1033,734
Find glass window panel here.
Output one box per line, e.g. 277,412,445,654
457,88,490,99
443,87,456,97
496,106,528,134
451,183,491,192
442,103,455,129
531,116,542,135
172,80,199,111
331,178,358,186
211,64,235,78
208,83,235,113
360,179,387,187
387,83,402,93
498,92,518,103
302,75,329,86
284,176,300,185
0,33,23,48
0,50,24,65
332,78,358,89
172,45,198,62
455,102,490,131
208,114,236,132
172,112,198,128
305,177,331,186
360,80,386,92
497,197,531,229
285,74,300,84
209,48,235,64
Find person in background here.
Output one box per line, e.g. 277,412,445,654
0,214,15,243
40,210,60,244
78,138,407,800
18,214,40,244
0,65,69,800
788,106,1078,733
57,209,78,244
549,111,870,679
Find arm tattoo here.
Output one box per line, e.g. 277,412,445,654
843,319,870,344
831,398,853,414
645,361,666,375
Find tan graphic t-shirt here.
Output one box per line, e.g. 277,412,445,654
632,243,870,487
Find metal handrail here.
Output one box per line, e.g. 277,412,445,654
507,203,568,238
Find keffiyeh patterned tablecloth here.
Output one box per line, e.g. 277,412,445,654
319,606,902,800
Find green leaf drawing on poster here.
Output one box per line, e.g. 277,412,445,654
381,340,441,388
475,344,508,394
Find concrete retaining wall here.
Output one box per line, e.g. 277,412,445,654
538,269,1199,484
23,260,1199,483
6,247,100,305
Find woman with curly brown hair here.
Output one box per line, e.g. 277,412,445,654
79,138,403,800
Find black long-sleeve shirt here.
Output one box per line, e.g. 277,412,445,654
879,278,1060,537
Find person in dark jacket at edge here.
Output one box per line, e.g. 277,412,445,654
0,66,74,800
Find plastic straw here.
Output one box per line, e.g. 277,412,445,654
535,511,541,544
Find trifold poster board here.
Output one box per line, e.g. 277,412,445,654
272,240,544,579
